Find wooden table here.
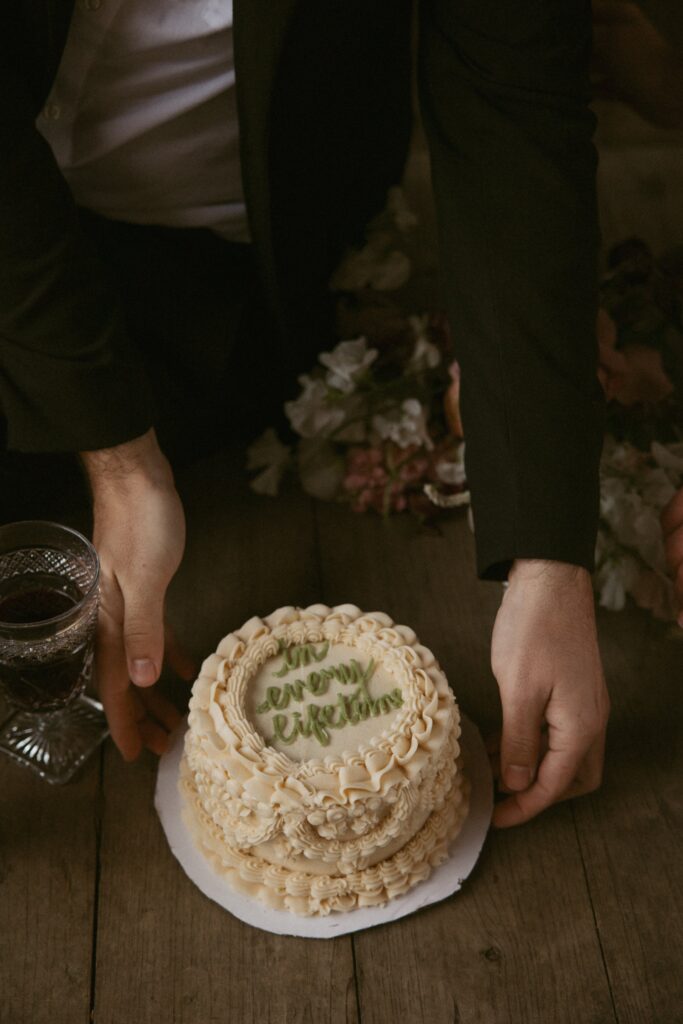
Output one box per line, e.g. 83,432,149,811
1,448,681,1024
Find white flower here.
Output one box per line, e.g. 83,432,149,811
284,375,346,439
407,315,441,371
372,398,433,450
319,337,378,394
594,531,641,611
423,483,471,509
329,235,412,292
651,441,683,483
599,438,675,575
600,482,667,574
297,438,346,501
331,392,369,444
597,566,628,611
329,187,418,293
386,186,419,232
365,245,411,291
593,435,683,623
639,467,678,509
435,443,466,485
246,428,291,496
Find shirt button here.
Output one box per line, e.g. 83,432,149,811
44,102,61,120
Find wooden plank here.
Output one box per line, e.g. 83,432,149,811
0,727,100,1024
314,501,617,1024
91,451,358,1024
166,452,324,665
572,606,683,1024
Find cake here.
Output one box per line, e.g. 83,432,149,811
179,604,469,916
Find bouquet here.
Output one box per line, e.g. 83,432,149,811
247,190,683,627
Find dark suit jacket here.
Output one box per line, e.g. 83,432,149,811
0,0,606,581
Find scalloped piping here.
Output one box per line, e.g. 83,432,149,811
180,604,468,913
183,605,458,852
182,765,471,916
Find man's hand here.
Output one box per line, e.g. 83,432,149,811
488,559,610,828
661,489,683,625
81,429,193,760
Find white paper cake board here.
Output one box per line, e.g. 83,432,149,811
155,714,492,938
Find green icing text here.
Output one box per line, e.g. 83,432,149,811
255,642,403,747
273,640,330,677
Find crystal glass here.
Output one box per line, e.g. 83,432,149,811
0,520,108,783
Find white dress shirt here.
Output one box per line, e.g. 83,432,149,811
38,0,250,242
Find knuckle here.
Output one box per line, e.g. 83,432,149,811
504,736,536,760
571,723,601,748
492,650,527,679
497,676,538,709
574,701,609,742
122,567,170,595
490,653,505,680
124,624,158,646
534,777,561,804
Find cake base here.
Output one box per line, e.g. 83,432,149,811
155,714,493,938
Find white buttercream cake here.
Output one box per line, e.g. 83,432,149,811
179,604,469,916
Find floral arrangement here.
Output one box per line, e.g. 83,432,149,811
247,190,683,628
596,437,682,623
595,238,683,625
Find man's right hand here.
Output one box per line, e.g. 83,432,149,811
80,429,193,760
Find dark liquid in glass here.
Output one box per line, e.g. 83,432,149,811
0,578,93,711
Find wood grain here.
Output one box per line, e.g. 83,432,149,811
3,447,682,1023
573,607,683,1024
90,452,358,1024
0,728,100,1024
314,501,617,1024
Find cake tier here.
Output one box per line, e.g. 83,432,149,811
180,604,469,914
180,755,470,916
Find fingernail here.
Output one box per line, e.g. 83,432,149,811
131,658,157,686
505,765,531,790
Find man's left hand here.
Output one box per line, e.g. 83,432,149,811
488,558,610,828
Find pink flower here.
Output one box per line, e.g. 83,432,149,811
343,443,432,515
345,447,384,474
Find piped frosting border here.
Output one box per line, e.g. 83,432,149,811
180,604,469,914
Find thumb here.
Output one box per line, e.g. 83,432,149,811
499,689,546,793
123,588,165,687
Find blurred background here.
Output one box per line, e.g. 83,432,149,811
403,0,683,276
